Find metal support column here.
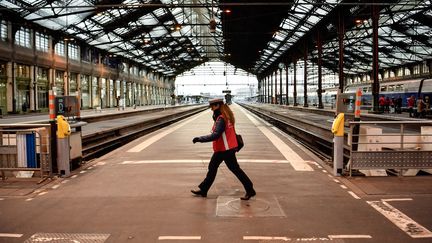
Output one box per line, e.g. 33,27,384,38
274,70,278,104
285,63,289,106
270,74,273,104
304,46,308,107
338,10,345,96
317,31,324,109
293,61,297,106
266,76,269,103
265,76,270,103
372,5,380,113
279,67,283,105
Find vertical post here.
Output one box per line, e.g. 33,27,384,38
338,10,345,95
372,5,380,113
270,74,273,104
49,90,57,174
267,76,270,103
285,63,289,106
65,40,69,96
293,61,297,106
304,46,308,107
274,70,278,104
279,67,283,105
317,31,324,109
352,88,362,152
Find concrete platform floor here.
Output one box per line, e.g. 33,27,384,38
0,104,431,243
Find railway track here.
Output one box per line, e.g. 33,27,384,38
239,103,352,166
81,105,207,162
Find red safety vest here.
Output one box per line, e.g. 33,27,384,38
212,115,238,152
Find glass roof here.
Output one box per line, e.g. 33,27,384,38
0,0,430,78
254,0,431,76
0,0,223,76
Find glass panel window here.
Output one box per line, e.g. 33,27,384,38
68,43,80,60
380,86,387,92
55,70,65,96
92,77,99,107
35,32,49,52
37,67,49,110
55,41,65,56
15,64,31,112
81,75,90,108
15,27,31,48
69,73,78,95
16,64,30,78
0,62,6,76
423,61,429,74
0,20,7,41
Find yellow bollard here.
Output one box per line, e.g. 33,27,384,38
56,115,71,138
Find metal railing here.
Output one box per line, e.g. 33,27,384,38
0,124,51,180
348,120,432,176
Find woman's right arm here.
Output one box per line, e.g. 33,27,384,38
194,118,225,143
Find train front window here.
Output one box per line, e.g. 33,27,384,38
380,86,387,92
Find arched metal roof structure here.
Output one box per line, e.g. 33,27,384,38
1,0,431,78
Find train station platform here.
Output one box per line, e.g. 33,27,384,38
0,104,184,125
0,104,431,242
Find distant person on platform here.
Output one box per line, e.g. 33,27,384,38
407,95,415,117
379,95,386,113
395,95,403,114
425,96,431,116
417,96,426,118
385,97,391,113
191,98,256,200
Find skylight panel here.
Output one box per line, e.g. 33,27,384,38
123,0,140,4
114,28,130,35
77,33,91,39
307,15,321,25
149,26,168,38
0,1,19,8
269,42,279,49
34,20,63,30
93,14,112,25
296,2,313,14
315,8,328,16
153,8,167,18
138,13,159,25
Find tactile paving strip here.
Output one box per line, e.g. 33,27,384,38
24,233,110,243
351,151,432,169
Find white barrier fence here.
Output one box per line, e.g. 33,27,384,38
348,121,432,176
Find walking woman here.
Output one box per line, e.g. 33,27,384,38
191,98,256,200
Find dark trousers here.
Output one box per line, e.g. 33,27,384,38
199,150,254,194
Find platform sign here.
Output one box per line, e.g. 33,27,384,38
55,96,80,117
336,93,356,114
222,90,231,94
